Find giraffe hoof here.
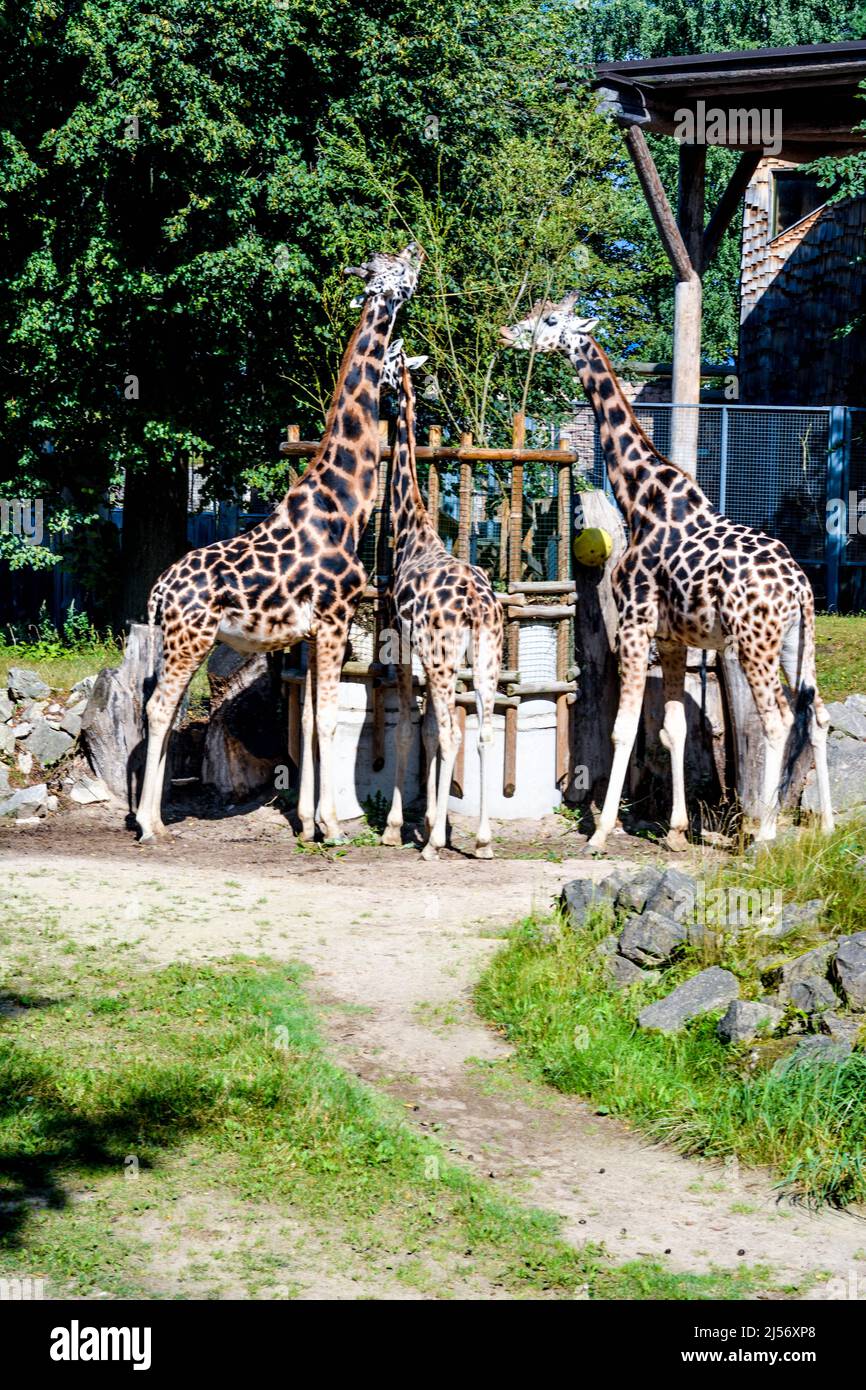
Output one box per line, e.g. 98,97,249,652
381,826,403,847
585,832,608,853
665,828,690,853
420,843,440,862
298,822,317,844
474,844,494,860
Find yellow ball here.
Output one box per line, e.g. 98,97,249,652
573,526,613,568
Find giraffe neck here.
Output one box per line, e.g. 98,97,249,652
280,295,398,544
391,364,436,558
565,338,701,529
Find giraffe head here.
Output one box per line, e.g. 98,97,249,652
343,242,425,306
499,293,599,357
380,339,430,394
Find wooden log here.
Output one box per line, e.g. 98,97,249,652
80,622,154,806
571,490,627,805
506,680,577,697
427,426,441,522
508,603,576,620
201,645,284,801
455,691,519,708
624,125,693,283
509,580,575,594
717,648,764,819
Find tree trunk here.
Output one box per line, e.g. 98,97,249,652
80,622,154,806
201,645,285,801
571,489,627,805
120,455,189,624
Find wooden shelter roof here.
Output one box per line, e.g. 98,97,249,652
595,41,866,160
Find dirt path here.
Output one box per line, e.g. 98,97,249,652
2,807,865,1297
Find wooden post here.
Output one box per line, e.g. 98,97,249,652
670,144,705,476
555,436,572,793
457,432,473,563
372,418,391,771
427,426,441,529
503,414,525,797
285,425,300,487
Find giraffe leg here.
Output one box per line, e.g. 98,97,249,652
382,660,414,847
740,654,792,843
421,674,460,862
137,633,212,843
780,614,834,835
657,641,689,850
422,695,439,836
313,626,347,844
588,625,651,851
297,646,317,843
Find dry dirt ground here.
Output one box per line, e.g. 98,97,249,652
2,798,865,1299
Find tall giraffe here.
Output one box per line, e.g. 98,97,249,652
136,243,423,845
501,293,834,848
378,342,503,860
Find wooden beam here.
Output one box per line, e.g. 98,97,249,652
624,125,694,283
703,151,761,266
670,143,705,475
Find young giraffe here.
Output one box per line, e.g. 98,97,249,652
136,243,423,845
501,293,834,849
378,342,503,860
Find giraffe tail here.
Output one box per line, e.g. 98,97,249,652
779,588,821,800
471,614,502,747
145,584,165,693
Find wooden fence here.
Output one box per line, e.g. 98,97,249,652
279,412,578,799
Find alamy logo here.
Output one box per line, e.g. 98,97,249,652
49,1320,152,1371
0,498,43,546
674,101,782,157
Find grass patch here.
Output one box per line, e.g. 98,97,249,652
814,613,866,702
0,955,608,1298
476,822,866,1210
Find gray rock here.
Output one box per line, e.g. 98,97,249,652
638,967,739,1034
756,899,825,941
0,763,9,797
68,774,112,806
560,874,623,929
9,721,31,739
825,700,866,740
0,724,15,756
59,710,82,739
595,934,618,958
614,866,665,915
781,942,836,985
821,1012,863,1048
774,1035,853,1073
783,977,838,1014
845,694,866,717
717,998,784,1044
71,674,97,699
606,954,647,990
25,719,74,768
645,867,697,923
7,667,50,701
64,696,88,719
0,691,12,722
833,933,866,1012
618,910,687,966
802,737,866,814
0,783,49,818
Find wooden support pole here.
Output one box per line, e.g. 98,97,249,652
457,432,473,563
503,414,525,798
624,126,693,283
556,692,570,791
427,426,441,524
670,143,706,476
703,151,760,266
284,424,300,487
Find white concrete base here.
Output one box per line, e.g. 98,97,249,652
330,680,561,823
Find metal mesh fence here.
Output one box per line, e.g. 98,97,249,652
847,409,866,566
571,403,832,569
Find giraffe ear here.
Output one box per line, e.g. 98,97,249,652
391,337,404,355
405,354,428,371
576,317,599,334
349,295,365,309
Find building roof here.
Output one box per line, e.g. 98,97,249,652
595,40,866,160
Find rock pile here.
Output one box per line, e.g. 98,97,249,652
0,668,109,822
559,865,864,1059
802,694,866,814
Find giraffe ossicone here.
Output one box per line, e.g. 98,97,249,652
135,243,423,846
502,293,834,849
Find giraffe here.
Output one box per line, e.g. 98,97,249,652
377,341,504,860
501,293,834,849
136,243,423,845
